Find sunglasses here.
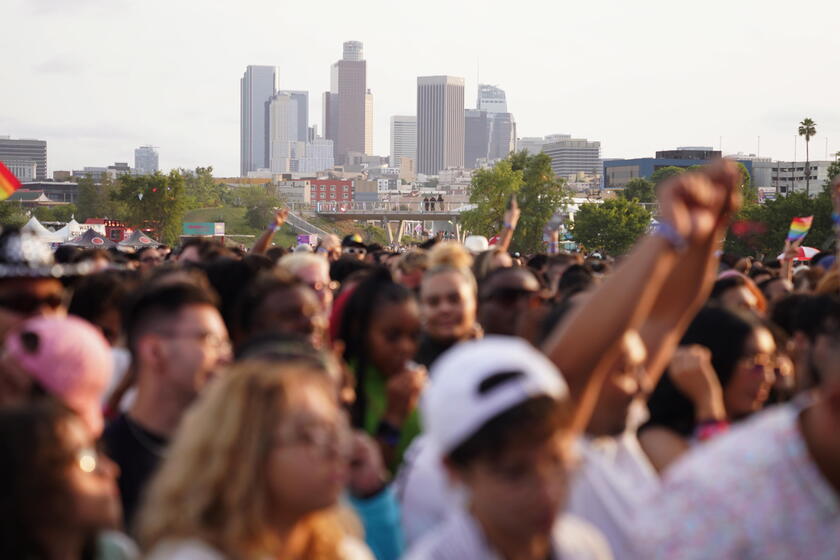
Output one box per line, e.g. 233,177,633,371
0,293,65,315
343,247,367,256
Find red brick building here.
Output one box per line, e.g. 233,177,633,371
309,179,354,203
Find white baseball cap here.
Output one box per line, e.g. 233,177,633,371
464,235,489,254
422,336,568,454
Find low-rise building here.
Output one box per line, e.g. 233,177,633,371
309,179,354,203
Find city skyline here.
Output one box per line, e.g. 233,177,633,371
2,0,839,177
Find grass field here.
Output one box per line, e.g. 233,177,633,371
183,207,298,247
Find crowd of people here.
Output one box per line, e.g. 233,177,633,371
0,160,838,559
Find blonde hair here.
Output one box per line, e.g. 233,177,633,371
427,241,473,270
137,361,353,559
278,253,329,276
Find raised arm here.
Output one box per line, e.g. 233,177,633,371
542,162,737,430
251,208,289,255
639,161,743,384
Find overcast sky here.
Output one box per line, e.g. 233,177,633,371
2,0,839,177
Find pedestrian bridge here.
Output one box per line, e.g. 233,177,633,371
314,201,473,222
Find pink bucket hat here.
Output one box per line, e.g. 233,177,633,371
5,316,113,435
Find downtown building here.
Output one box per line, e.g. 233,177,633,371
269,90,334,174
0,136,47,181
323,41,372,164
240,65,279,176
134,145,159,175
603,147,755,190
464,84,515,169
416,76,465,176
390,115,416,169
542,135,601,179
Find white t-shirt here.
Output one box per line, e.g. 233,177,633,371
397,431,657,557
633,401,840,560
566,432,659,560
406,508,612,560
395,434,464,546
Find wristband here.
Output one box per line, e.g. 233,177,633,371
653,222,687,253
503,222,514,230
832,212,840,227
376,420,402,447
694,419,729,442
267,222,278,232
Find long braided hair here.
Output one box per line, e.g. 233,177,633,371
338,266,414,428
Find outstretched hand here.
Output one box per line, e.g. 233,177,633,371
273,208,289,228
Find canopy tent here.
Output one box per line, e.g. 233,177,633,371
65,228,116,249
22,217,61,242
118,230,160,249
52,219,80,242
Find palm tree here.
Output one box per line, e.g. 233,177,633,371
798,118,817,196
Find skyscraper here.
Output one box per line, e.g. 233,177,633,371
240,65,278,176
279,90,309,142
390,116,417,168
268,92,299,173
477,84,508,113
417,76,465,175
464,111,515,168
323,41,371,164
0,136,47,180
134,145,159,175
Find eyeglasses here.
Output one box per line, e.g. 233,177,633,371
307,280,340,293
739,356,776,377
0,293,65,314
276,422,353,459
343,247,367,256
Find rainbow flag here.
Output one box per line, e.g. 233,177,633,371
0,161,22,201
787,216,813,242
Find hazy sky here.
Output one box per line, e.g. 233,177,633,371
2,0,839,177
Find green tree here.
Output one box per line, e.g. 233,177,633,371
650,166,685,184
510,152,568,253
798,118,817,197
824,153,840,191
461,160,523,237
735,162,758,205
240,185,283,230
571,198,651,255
0,202,29,227
181,166,231,208
461,151,568,253
620,178,655,203
76,175,124,220
724,191,833,256
33,205,77,222
112,171,189,245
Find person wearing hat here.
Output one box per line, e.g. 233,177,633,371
0,228,88,331
0,315,113,434
342,234,368,261
406,337,611,559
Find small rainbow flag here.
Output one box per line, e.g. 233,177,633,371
787,216,813,242
0,161,22,201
